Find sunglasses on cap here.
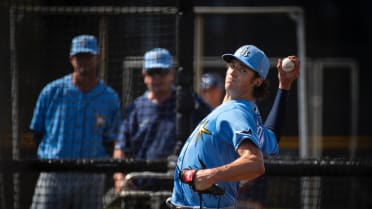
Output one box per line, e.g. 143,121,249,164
145,68,170,76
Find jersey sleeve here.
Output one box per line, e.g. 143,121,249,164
216,108,260,151
261,128,279,155
215,105,279,156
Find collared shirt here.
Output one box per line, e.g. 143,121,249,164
117,89,211,161
30,74,121,159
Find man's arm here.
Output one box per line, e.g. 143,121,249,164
264,89,289,141
113,147,126,193
192,140,265,191
113,147,125,159
264,56,300,142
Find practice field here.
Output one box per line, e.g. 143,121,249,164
1,1,371,209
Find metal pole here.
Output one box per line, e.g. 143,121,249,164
99,16,108,81
194,14,204,93
311,61,323,158
289,9,313,209
349,63,359,160
174,0,195,153
290,10,309,159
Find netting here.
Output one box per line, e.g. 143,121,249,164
8,0,178,119
1,158,372,209
3,1,181,209
1,1,371,209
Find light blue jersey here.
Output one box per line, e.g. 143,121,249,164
30,74,121,159
171,100,278,208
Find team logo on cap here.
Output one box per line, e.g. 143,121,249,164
155,53,162,60
79,39,87,47
79,40,87,47
237,46,250,57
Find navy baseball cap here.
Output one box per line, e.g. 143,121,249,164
70,35,99,56
143,48,173,71
201,73,224,89
222,45,270,79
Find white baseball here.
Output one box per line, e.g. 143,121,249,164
281,57,295,72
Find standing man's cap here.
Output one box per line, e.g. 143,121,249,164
143,48,173,71
201,73,224,89
222,45,270,79
70,35,99,56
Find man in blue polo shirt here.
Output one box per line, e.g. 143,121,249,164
29,34,121,209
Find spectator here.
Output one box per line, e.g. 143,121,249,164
29,34,122,209
113,48,211,192
199,72,225,108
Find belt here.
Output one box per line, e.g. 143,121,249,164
165,197,236,209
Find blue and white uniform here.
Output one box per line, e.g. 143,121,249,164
29,74,121,209
30,74,122,159
171,99,278,208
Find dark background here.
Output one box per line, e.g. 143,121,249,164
196,0,372,136
0,0,371,158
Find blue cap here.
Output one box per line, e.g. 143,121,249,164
222,45,270,79
143,48,173,70
201,73,224,89
70,35,98,56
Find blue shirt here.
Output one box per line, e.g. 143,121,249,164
30,74,122,159
171,100,278,208
117,89,211,161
